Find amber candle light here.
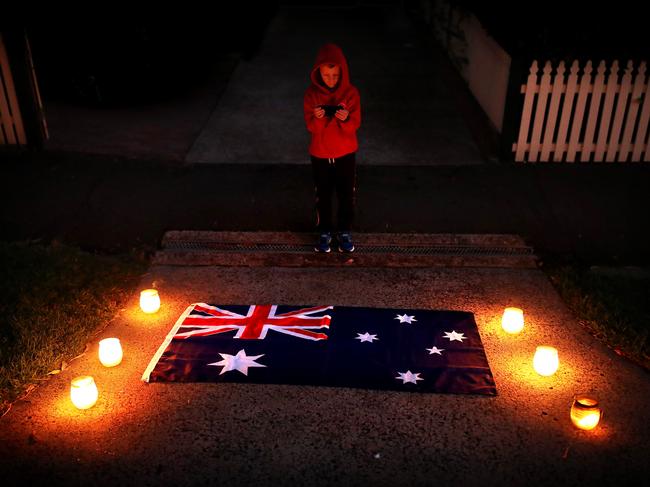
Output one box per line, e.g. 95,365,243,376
70,376,98,410
533,346,559,376
140,289,160,314
99,338,123,367
501,307,524,334
571,395,602,430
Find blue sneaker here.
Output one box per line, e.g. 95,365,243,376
314,232,332,253
338,232,355,253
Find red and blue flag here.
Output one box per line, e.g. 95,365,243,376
142,303,497,395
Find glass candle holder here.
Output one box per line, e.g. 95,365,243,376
70,376,98,410
502,307,524,334
571,395,602,430
533,346,559,376
99,338,123,367
140,289,160,314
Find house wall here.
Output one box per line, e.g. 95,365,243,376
428,1,511,133
460,14,510,133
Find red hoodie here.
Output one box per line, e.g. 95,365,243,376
303,43,361,159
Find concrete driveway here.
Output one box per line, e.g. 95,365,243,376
1,248,648,486
40,4,484,166
186,4,484,165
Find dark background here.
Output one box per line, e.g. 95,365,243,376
26,4,279,107
25,1,649,108
456,0,649,60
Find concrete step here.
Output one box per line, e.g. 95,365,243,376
153,231,538,268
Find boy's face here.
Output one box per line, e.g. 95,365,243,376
319,64,340,89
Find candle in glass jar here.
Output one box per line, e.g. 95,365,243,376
501,307,524,334
140,289,160,314
571,395,601,430
533,346,559,376
98,338,123,367
70,376,98,410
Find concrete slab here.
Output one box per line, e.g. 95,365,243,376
43,56,239,163
3,156,650,262
185,5,484,165
1,263,648,485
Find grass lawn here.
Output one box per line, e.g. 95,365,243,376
540,254,650,371
0,241,148,416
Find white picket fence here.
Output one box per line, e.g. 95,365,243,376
0,33,27,146
513,59,649,163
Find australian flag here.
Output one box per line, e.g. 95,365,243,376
142,304,497,395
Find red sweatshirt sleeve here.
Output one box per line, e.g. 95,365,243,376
304,90,327,133
338,87,361,133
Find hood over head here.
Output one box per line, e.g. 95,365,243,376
310,43,350,93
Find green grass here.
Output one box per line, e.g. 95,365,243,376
541,255,650,371
0,241,148,415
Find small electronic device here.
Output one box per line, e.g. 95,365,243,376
319,104,343,117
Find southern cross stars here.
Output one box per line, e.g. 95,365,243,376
208,349,266,376
443,330,466,342
395,370,423,384
395,313,417,324
356,332,379,343
426,346,445,355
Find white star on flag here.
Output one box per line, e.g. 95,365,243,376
395,313,417,324
208,349,266,376
426,346,445,355
443,331,466,342
356,332,379,343
395,370,423,384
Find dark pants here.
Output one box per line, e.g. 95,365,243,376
311,152,356,233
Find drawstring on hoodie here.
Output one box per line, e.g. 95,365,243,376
328,158,335,165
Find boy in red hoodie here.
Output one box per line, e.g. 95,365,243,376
304,43,361,253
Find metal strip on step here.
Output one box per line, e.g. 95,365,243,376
163,241,534,257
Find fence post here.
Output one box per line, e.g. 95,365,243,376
0,28,46,150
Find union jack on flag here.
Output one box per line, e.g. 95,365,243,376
143,303,497,395
175,304,333,340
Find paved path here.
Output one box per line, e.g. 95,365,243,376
1,246,649,485
186,4,483,165
38,4,486,166
42,56,239,163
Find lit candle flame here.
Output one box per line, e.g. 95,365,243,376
502,307,524,334
70,376,98,410
99,338,123,367
571,396,601,430
533,346,559,376
140,289,160,314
